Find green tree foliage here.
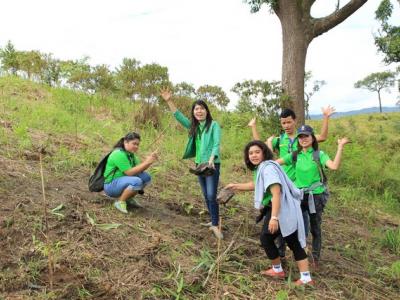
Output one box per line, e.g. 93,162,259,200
0,43,172,106
17,50,46,80
196,85,230,110
174,82,196,98
61,57,92,91
354,70,397,112
0,41,19,75
0,43,61,87
61,61,116,97
375,0,400,64
90,65,116,98
115,58,141,99
232,79,289,132
41,54,61,87
116,59,169,103
138,63,169,105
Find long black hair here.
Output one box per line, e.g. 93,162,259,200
189,100,213,137
310,134,319,151
244,140,274,171
113,132,141,150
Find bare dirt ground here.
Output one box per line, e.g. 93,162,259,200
0,149,399,299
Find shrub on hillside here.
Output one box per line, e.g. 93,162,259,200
133,102,161,129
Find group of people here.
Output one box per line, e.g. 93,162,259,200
100,87,349,286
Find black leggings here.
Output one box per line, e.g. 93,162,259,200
301,193,325,260
260,207,307,261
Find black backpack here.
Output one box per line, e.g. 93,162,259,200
274,133,298,155
88,148,133,192
88,151,114,192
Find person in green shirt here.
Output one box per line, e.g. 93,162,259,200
225,141,314,286
103,132,158,214
248,107,335,258
160,87,223,240
277,125,350,265
248,107,335,181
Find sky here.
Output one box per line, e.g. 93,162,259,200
0,0,399,114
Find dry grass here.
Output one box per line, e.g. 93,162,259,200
0,146,399,299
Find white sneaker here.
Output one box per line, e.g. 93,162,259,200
200,222,212,227
209,226,224,239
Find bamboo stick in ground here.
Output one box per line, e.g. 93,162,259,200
39,150,54,289
202,239,235,288
215,217,222,299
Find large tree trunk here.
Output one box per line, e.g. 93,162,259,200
276,1,313,125
281,28,309,125
272,0,369,125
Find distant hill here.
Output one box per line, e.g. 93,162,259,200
310,106,399,119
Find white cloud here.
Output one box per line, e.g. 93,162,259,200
0,0,398,114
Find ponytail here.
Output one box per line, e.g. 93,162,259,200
113,137,125,150
113,132,141,150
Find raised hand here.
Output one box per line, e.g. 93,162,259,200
160,87,172,102
247,117,256,127
321,105,336,118
338,137,350,146
266,135,275,144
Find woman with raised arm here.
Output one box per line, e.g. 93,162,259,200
226,140,313,285
276,125,350,267
104,132,158,214
160,88,223,239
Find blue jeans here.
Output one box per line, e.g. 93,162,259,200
104,172,151,198
197,163,220,226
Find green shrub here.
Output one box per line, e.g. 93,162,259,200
382,228,400,255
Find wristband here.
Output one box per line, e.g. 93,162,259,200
271,216,279,221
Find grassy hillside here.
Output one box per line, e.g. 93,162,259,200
0,76,399,299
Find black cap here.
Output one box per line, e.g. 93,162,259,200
297,125,314,136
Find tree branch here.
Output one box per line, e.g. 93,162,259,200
312,0,368,38
303,0,316,10
301,0,316,19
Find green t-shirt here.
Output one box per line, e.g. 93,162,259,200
282,148,330,194
253,168,272,206
195,121,206,164
272,133,298,181
104,149,140,184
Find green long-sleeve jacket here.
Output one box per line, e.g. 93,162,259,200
173,110,221,163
